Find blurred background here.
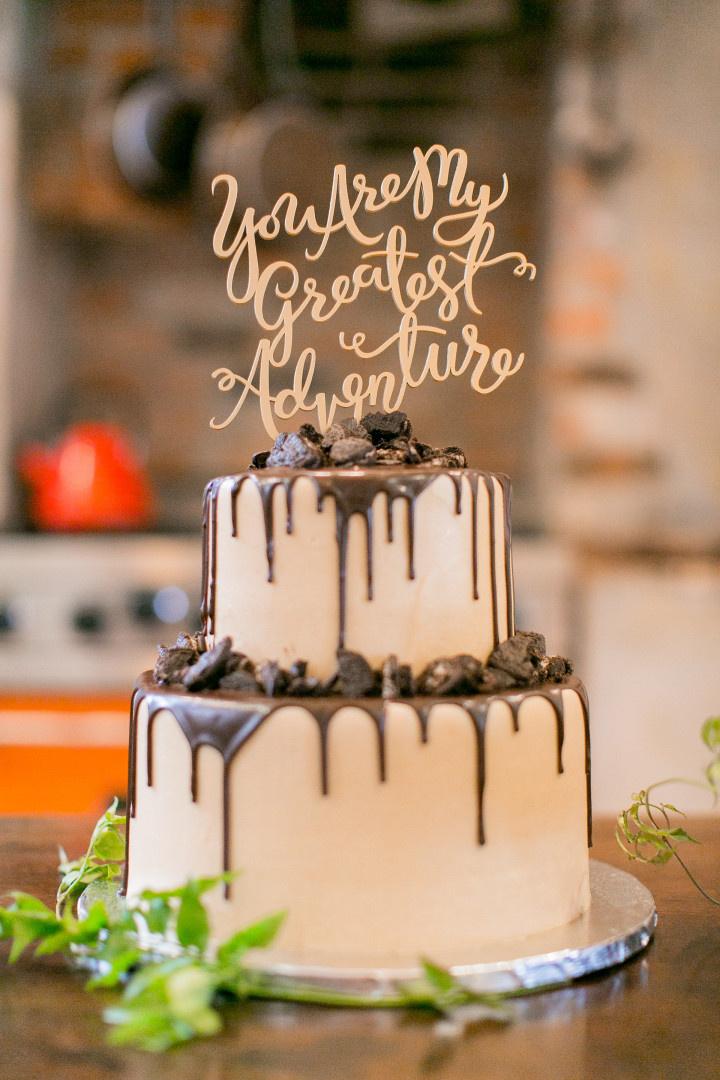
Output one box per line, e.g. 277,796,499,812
0,0,718,818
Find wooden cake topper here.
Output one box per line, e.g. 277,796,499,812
211,145,536,438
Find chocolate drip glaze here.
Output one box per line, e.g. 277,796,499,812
126,675,589,893
200,478,223,636
467,473,480,603
573,680,593,847
229,476,296,583
498,474,515,637
120,687,142,896
313,473,439,647
465,703,489,844
199,484,211,632
204,469,511,655
481,475,500,646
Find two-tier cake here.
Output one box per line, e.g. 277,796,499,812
123,412,591,965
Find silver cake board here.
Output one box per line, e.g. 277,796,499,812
77,861,655,1002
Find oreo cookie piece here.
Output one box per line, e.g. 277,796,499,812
336,649,376,697
402,440,424,465
219,668,261,693
154,646,195,686
417,654,484,695
329,437,377,466
413,441,435,461
375,446,410,466
226,651,255,675
361,411,412,445
183,637,233,691
487,631,546,685
267,432,325,469
541,655,574,682
480,666,517,692
425,447,468,468
321,419,370,450
174,632,203,656
250,450,270,470
381,655,415,699
289,659,308,680
439,446,467,468
298,423,323,445
256,660,290,697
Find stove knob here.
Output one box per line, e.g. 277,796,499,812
129,586,189,626
72,605,107,636
129,589,158,625
0,603,15,634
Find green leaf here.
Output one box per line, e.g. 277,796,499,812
105,1003,201,1052
9,919,40,963
175,888,210,952
76,902,110,940
706,759,720,792
139,872,234,906
165,965,215,1019
144,897,171,936
701,716,720,752
34,929,73,956
122,956,195,1003
87,948,140,990
420,958,457,995
105,961,223,1051
93,828,126,862
666,827,699,845
86,926,141,990
8,892,54,914
216,911,286,964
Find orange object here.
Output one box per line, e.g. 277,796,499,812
19,422,154,530
0,746,128,815
0,693,129,815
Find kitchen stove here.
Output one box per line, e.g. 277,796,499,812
0,534,199,691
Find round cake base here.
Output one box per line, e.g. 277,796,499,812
77,861,655,1001
240,861,655,999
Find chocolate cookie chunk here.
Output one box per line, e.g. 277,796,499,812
381,654,415,698
336,649,376,696
183,637,234,690
329,437,377,465
154,646,195,685
487,631,546,685
417,654,484,695
361,411,412,445
255,660,290,697
219,669,261,693
541,655,574,682
267,432,325,469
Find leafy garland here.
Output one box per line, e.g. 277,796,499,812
616,716,720,907
0,802,510,1052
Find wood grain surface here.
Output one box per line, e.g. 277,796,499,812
1,816,718,1080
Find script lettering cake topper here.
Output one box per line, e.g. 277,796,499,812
211,145,536,438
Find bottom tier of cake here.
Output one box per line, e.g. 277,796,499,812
124,674,591,965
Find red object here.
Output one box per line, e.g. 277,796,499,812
19,423,154,531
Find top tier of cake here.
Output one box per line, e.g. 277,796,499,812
201,467,514,679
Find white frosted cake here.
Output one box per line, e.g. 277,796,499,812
123,412,591,965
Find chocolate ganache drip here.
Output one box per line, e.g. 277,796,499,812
124,675,590,897
201,468,513,654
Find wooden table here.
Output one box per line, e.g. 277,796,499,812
1,816,718,1079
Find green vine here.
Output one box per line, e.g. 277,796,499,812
1,803,511,1051
616,716,720,907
